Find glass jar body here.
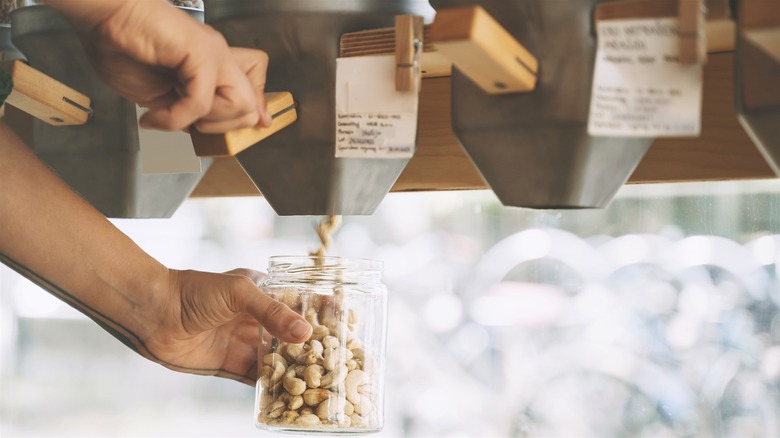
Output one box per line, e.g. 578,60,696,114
255,256,388,434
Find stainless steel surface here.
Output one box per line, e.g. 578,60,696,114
735,0,780,176
9,5,211,218
205,0,432,216
430,0,653,209
0,23,22,60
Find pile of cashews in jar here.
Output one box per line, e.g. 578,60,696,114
258,298,379,430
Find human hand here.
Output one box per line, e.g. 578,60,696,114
142,269,312,386
56,0,272,133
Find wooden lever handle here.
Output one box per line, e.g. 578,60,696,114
1,60,92,126
430,5,538,94
190,92,298,157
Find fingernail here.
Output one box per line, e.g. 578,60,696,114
289,319,311,339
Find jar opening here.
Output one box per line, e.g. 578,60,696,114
267,256,383,287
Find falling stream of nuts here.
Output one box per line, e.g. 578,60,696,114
259,215,380,430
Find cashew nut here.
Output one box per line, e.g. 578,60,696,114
322,335,340,350
262,353,287,384
304,307,320,326
283,376,306,396
303,364,324,388
298,340,324,365
345,369,369,405
317,397,344,420
266,400,286,419
300,407,314,416
281,343,306,363
320,364,348,389
350,348,364,362
294,413,321,428
346,359,358,371
352,397,373,416
311,325,330,342
344,400,355,416
281,410,300,423
302,388,331,406
289,395,304,410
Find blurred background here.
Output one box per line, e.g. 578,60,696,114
1,180,779,437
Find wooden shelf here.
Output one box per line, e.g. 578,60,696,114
190,6,777,199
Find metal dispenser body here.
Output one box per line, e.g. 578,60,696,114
0,23,21,61
9,6,212,218
430,0,653,209
204,0,432,216
735,0,780,176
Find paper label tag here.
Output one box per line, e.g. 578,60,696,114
335,55,419,159
137,106,202,174
588,18,703,137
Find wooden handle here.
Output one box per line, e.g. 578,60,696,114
430,5,538,94
1,60,92,126
190,92,297,157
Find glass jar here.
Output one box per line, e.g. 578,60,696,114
256,256,388,434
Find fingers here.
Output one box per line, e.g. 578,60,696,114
142,47,218,131
139,32,270,133
229,273,313,344
194,47,271,133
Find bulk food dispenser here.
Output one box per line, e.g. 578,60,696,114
7,5,213,218
428,0,654,209
735,0,780,175
202,0,432,216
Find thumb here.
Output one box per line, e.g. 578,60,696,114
227,270,312,343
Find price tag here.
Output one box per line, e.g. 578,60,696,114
335,55,419,159
137,105,202,174
588,18,703,137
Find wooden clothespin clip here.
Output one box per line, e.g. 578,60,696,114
0,60,92,125
190,91,297,157
679,0,708,65
430,5,538,95
395,15,424,92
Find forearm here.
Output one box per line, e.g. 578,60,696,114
0,120,170,350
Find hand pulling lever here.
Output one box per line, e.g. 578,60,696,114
190,91,298,157
0,60,92,126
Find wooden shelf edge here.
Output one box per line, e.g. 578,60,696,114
190,53,776,199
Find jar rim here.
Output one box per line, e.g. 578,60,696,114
268,255,383,271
